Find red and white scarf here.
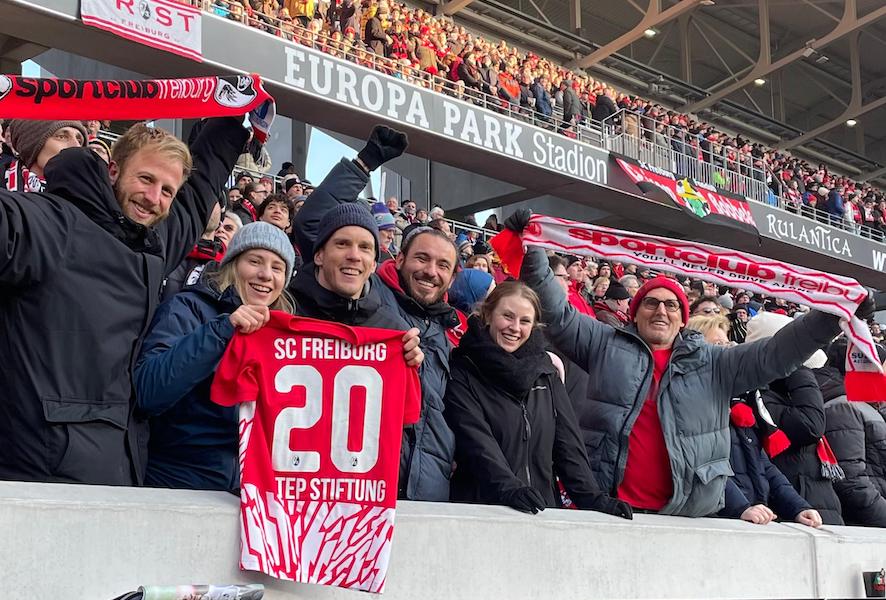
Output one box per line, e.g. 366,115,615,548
0,74,271,120
492,215,885,399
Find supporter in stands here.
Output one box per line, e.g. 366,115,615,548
84,119,101,140
594,282,631,329
372,201,399,261
444,282,633,518
0,116,249,485
506,209,871,517
744,313,844,525
292,125,455,501
619,274,640,298
88,137,111,164
135,223,295,490
5,120,88,192
161,202,226,302
447,268,495,315
257,193,294,231
463,253,487,273
235,128,272,175
551,255,594,317
591,276,610,302
215,211,243,249
685,315,823,527
234,171,253,191
234,181,265,223
730,303,750,344
0,120,15,173
818,338,886,527
690,296,723,317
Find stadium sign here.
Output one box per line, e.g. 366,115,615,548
282,47,608,188
80,0,202,62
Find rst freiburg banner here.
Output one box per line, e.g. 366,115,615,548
613,154,759,234
491,215,886,400
80,0,202,62
0,74,270,120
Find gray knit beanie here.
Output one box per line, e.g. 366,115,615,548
220,221,296,286
313,203,380,258
7,120,88,168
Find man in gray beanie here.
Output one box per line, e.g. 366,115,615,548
5,119,87,191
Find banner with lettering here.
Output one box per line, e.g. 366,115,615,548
0,74,270,120
612,154,759,235
491,215,885,394
81,0,202,62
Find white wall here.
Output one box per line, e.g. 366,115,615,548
2,481,885,599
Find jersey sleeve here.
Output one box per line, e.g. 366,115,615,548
211,332,261,407
402,365,422,425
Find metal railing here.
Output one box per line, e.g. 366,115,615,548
601,108,886,243
190,0,604,145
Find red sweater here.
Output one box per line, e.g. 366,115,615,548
617,348,674,510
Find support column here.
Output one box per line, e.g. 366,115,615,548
290,120,311,179
678,14,691,83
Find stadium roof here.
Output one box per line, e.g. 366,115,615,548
430,0,886,184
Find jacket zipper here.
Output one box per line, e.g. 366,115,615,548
521,401,532,486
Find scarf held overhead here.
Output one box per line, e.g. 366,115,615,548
491,215,885,399
0,74,271,120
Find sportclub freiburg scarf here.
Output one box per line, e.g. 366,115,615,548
0,74,273,140
491,214,886,401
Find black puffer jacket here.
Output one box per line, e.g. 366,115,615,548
818,366,886,527
762,368,844,525
0,117,246,485
443,317,606,508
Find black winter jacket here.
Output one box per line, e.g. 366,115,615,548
762,368,844,525
444,317,605,508
0,117,247,485
293,158,456,502
818,366,886,526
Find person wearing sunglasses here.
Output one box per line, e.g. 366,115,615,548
504,208,875,519
690,295,723,317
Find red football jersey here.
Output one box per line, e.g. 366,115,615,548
211,312,421,593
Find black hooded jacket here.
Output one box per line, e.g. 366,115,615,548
443,316,605,508
762,367,844,525
818,365,886,526
0,117,247,485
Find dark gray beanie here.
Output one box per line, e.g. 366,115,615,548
313,203,380,258
220,221,296,286
8,120,88,169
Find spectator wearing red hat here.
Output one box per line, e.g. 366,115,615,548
505,209,868,517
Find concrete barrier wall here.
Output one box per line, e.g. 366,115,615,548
2,481,886,599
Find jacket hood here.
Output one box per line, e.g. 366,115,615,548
44,147,162,256
376,259,461,327
289,261,385,324
454,314,554,398
188,269,242,311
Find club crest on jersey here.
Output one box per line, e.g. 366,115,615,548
215,75,257,109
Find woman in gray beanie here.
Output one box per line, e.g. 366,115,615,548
5,119,88,191
133,221,296,491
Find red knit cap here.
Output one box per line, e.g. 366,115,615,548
629,276,690,325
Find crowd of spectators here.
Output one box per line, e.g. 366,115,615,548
5,111,886,532
190,0,886,241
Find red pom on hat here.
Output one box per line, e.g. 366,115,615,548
629,276,690,325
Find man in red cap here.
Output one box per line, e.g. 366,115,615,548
504,210,873,517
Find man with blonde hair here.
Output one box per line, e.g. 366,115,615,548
0,116,249,485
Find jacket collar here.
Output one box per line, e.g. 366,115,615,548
376,259,460,327
619,323,706,372
290,261,383,323
44,147,162,257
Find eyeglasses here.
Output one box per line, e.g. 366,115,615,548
554,273,569,279
640,297,681,313
699,307,722,315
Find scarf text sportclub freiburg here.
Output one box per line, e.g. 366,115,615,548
0,74,270,121
491,214,886,401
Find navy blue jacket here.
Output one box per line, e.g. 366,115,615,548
134,280,240,491
721,421,811,520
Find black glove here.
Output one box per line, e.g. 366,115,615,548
501,486,547,514
856,290,875,321
583,494,634,520
504,209,532,233
356,125,409,172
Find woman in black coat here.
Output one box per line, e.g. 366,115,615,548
443,281,632,518
745,312,844,525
